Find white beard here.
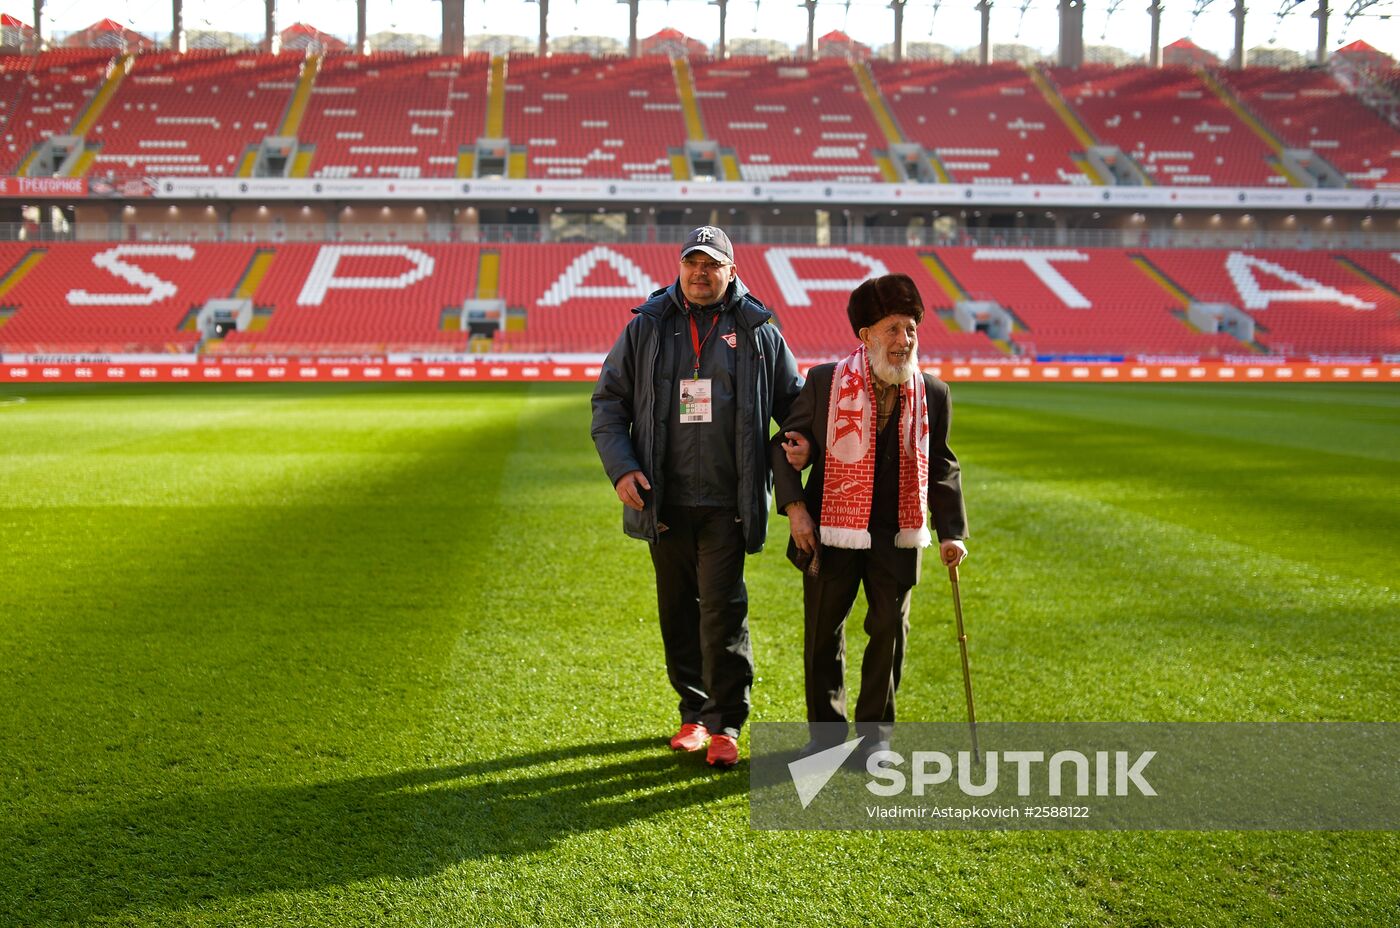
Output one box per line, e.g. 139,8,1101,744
869,350,918,386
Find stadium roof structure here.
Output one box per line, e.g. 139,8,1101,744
1162,36,1219,65
62,18,156,51
1334,39,1396,68
279,22,349,53
638,27,707,58
12,0,1400,69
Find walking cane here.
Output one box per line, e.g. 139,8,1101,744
948,562,981,765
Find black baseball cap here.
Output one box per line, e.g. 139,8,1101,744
680,226,734,264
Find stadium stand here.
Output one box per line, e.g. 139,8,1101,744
872,60,1088,185
690,57,886,182
219,243,476,353
300,52,490,180
715,244,1000,358
1342,251,1400,291
1047,64,1286,187
1216,66,1400,189
491,244,677,353
0,242,257,353
0,49,114,173
8,51,1398,191
503,54,685,180
87,51,303,179
1142,249,1400,355
935,247,1243,356
2,243,1398,358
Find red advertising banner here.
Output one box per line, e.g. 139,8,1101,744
2,361,1396,385
0,177,88,197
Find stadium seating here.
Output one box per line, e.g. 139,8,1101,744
3,243,1397,358
87,51,303,179
219,243,476,353
503,54,684,180
0,50,114,173
935,247,1242,356
1142,249,1400,355
491,243,677,353
691,57,885,183
1047,65,1284,187
8,51,1399,190
1343,251,1400,291
1216,67,1400,189
0,242,256,353
872,60,1087,185
301,52,490,180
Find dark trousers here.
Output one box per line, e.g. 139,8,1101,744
803,538,915,744
649,505,752,738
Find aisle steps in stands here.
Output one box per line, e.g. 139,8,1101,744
1028,64,1109,185
1197,67,1315,187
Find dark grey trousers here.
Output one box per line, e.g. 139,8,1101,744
649,505,752,739
802,539,915,744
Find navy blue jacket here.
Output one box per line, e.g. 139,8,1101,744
591,276,803,554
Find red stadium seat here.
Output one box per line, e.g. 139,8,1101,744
691,57,886,183
1218,67,1400,190
300,52,490,180
87,51,303,180
872,61,1086,185
3,244,1396,358
1048,65,1283,188
504,54,685,180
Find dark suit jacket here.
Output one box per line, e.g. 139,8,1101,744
770,363,968,582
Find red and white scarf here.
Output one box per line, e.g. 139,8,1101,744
820,345,931,550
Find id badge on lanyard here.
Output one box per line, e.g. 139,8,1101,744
681,310,716,424
679,379,713,423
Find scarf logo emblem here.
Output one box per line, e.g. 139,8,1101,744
722,332,737,349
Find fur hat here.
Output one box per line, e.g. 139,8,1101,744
847,273,925,336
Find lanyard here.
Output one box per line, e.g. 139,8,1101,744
687,308,718,379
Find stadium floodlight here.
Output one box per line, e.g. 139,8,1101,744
926,0,943,36
1101,0,1126,39
1269,0,1308,43
1013,0,1035,37
1342,0,1385,22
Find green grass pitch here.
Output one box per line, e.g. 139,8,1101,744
1,382,1396,927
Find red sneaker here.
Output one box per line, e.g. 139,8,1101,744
706,734,739,768
669,723,708,752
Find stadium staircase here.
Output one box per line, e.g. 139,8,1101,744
1196,68,1307,187
1048,65,1285,188
1217,66,1400,188
935,247,1257,356
66,53,132,177
296,53,488,181
82,52,302,181
1142,249,1400,355
279,54,319,137
2,50,120,176
502,54,683,180
873,61,1090,185
1026,65,1107,185
691,58,885,184
849,60,906,182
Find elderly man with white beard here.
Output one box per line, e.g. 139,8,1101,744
770,273,969,767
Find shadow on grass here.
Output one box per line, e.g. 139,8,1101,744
4,736,746,924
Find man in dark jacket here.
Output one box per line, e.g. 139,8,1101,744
771,273,968,768
591,226,803,769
